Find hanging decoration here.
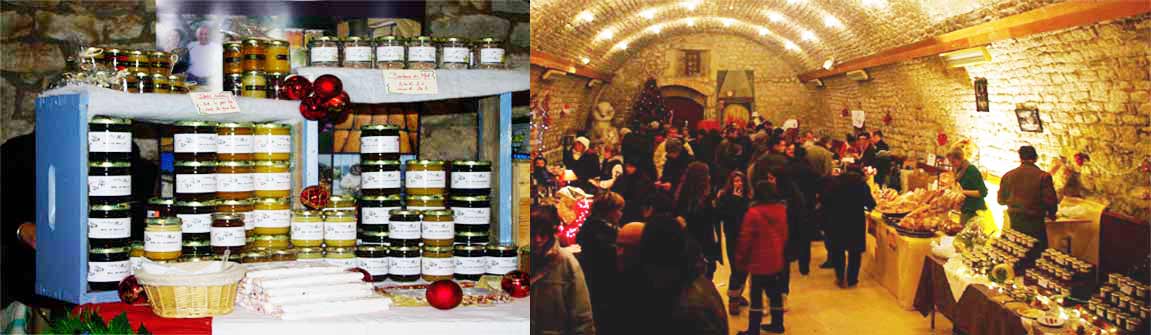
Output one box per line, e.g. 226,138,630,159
530,90,552,157
118,275,148,305
425,280,464,310
1074,152,1090,166
501,271,531,298
293,74,352,129
299,185,331,210
840,107,850,118
280,75,313,100
937,132,949,147
312,74,343,100
883,111,893,125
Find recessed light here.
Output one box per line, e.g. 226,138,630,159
576,11,595,23
801,30,817,41
597,29,614,40
823,58,835,70
721,18,734,27
648,25,662,33
784,40,799,51
686,18,696,27
581,57,591,65
682,0,700,11
767,11,784,22
862,0,886,7
823,15,842,28
758,27,770,36
615,41,629,50
640,9,657,19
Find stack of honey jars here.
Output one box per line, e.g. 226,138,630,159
245,123,294,260
86,116,134,291
172,120,218,262
95,47,187,94
223,38,292,99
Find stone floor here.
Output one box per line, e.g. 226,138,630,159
715,238,956,335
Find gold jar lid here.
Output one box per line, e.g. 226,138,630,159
477,37,502,44
90,202,131,211
218,198,253,207
244,70,266,77
148,197,174,205
90,246,131,254
358,245,387,253
175,199,217,208
211,213,242,221
391,245,420,252
375,36,402,42
252,234,289,242
293,210,322,218
297,246,324,254
90,115,132,125
451,160,491,167
455,231,489,237
224,41,242,48
411,36,433,43
174,160,218,168
424,245,453,253
148,50,169,57
326,246,356,254
242,38,264,46
182,239,211,248
105,48,123,54
128,50,145,56
218,122,254,129
344,36,366,43
324,209,356,220
449,195,490,203
255,122,291,129
218,160,253,168
362,194,403,202
174,120,218,127
389,209,421,216
486,243,518,251
407,159,445,167
328,195,357,206
253,160,290,169
362,160,400,167
89,160,131,168
455,244,485,252
314,36,336,42
361,124,400,131
267,39,288,47
146,217,181,226
405,194,445,202
254,197,290,206
423,209,454,218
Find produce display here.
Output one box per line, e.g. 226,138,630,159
1087,273,1150,334
873,187,966,235
1024,249,1097,300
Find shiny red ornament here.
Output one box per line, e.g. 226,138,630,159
323,91,351,113
936,132,949,146
1074,152,1090,166
348,267,373,282
118,275,148,305
883,113,893,125
299,185,331,209
280,75,313,100
501,270,530,298
1140,158,1151,174
299,95,327,121
312,74,343,100
425,280,463,310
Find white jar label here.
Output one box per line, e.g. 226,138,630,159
455,257,486,275
422,220,453,239
254,135,291,154
88,132,132,153
176,173,217,194
408,46,435,62
454,207,490,225
291,221,324,240
442,47,469,63
390,257,420,276
252,209,290,228
130,256,143,273
451,171,490,189
487,256,518,275
480,48,505,64
88,260,131,283
362,207,398,225
217,173,253,192
254,172,291,191
144,231,181,252
88,217,131,239
362,171,401,189
361,135,399,154
406,171,445,188
359,257,389,276
389,220,421,239
310,47,338,62
238,211,254,230
324,221,357,240
217,134,253,154
174,133,218,153
324,258,357,268
345,46,372,62
211,226,246,247
178,213,212,233
422,257,454,276
89,175,131,197
376,46,404,62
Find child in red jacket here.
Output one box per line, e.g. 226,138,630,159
734,177,789,334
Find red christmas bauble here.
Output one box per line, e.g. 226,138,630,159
425,280,463,310
299,185,331,209
936,132,949,146
299,95,327,121
281,75,313,100
323,91,351,114
501,271,530,298
313,74,343,100
348,267,373,282
118,275,148,305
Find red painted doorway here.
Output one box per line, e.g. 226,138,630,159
663,96,704,131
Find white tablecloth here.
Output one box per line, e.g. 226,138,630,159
213,298,530,335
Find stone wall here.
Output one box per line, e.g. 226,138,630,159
811,15,1151,219
1,0,157,143
529,65,606,163
427,0,529,55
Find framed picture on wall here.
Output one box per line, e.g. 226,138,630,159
1015,107,1043,132
974,77,989,112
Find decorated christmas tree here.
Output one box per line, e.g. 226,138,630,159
629,78,669,128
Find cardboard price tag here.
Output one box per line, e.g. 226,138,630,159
190,92,241,115
383,70,438,94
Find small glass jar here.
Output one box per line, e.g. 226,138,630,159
323,210,357,247
88,116,132,162
342,36,374,68
174,160,217,201
291,210,324,247
253,123,292,161
406,36,436,69
325,195,357,213
360,194,401,226
216,198,254,232
252,197,291,235
405,160,446,196
150,73,171,94
169,74,187,94
223,41,244,74
448,195,491,234
297,247,324,262
405,195,445,211
216,161,254,200
241,249,270,263
270,248,297,261
224,73,244,96
210,213,246,255
475,37,505,69
422,209,455,247
149,51,175,76
422,245,455,282
88,202,132,248
147,197,176,218
450,160,491,196
308,36,341,67
125,50,148,73
242,39,267,72
389,244,421,282
144,217,182,261
176,200,215,241
360,124,400,161
438,37,471,69
173,121,218,161
325,247,357,268
250,233,289,250
121,71,147,93
104,48,126,72
359,224,390,246
216,122,254,161
181,238,212,258
486,244,519,276
88,160,131,203
454,244,486,281
88,245,131,291
242,70,268,98
252,160,291,198
265,72,286,100
455,231,490,246
374,36,406,69
129,241,145,272
265,40,290,73
356,245,389,282
388,209,422,243
360,160,401,197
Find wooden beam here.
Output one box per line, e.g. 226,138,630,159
530,50,613,82
798,1,1151,82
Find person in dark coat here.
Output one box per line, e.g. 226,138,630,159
748,136,789,199
576,191,625,334
659,137,694,192
783,146,818,275
716,170,751,314
822,165,876,287
564,136,601,193
621,124,657,178
997,146,1059,251
714,126,752,190
675,162,720,279
613,161,655,224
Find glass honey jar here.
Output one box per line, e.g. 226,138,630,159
250,233,289,250
253,123,291,161
144,217,182,261
342,36,373,68
216,122,254,161
323,209,357,247
265,72,286,100
88,115,132,162
88,160,131,204
297,247,324,262
223,41,244,74
150,73,171,94
251,197,291,235
405,195,445,211
359,124,400,161
215,198,254,232
147,197,176,218
241,70,267,98
242,39,266,72
210,213,246,255
290,210,324,247
360,194,401,226
388,209,421,244
174,160,217,201
356,245,389,282
454,244,486,281
88,245,131,291
374,36,405,69
421,209,454,248
449,160,491,196
149,50,176,76
224,73,243,96
176,199,215,242
104,48,126,71
173,120,218,161
486,244,519,276
252,160,291,198
168,74,188,93
438,37,470,69
448,195,490,234
406,36,436,69
360,160,401,197
125,50,148,73
264,39,290,73
405,160,445,195
88,202,132,248
475,37,506,69
389,244,421,282
422,245,454,282
324,247,357,268
308,36,340,67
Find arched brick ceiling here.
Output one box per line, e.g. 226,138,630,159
531,0,1063,74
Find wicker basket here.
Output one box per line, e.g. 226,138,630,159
134,261,247,318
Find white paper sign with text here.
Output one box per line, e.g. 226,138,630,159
190,92,241,115
383,70,438,95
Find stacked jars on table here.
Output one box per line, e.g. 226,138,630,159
83,47,188,94
1089,273,1149,334
86,116,134,291
303,35,507,70
247,123,293,259
222,38,293,99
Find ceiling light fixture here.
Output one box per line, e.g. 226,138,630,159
686,18,696,27
823,15,842,28
758,27,770,36
682,0,701,11
766,11,784,22
640,8,657,19
581,57,591,65
648,25,663,33
823,57,835,70
615,41,629,50
721,18,734,27
801,30,817,41
597,29,614,40
576,10,595,23
784,40,800,51
862,0,887,7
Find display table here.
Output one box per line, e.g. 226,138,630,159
914,256,1028,335
213,299,529,335
867,212,934,310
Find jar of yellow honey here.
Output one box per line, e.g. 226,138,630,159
290,210,324,247
252,160,291,198
253,123,291,161
144,217,182,261
251,197,291,235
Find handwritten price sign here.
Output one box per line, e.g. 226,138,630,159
190,92,241,115
383,70,439,94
